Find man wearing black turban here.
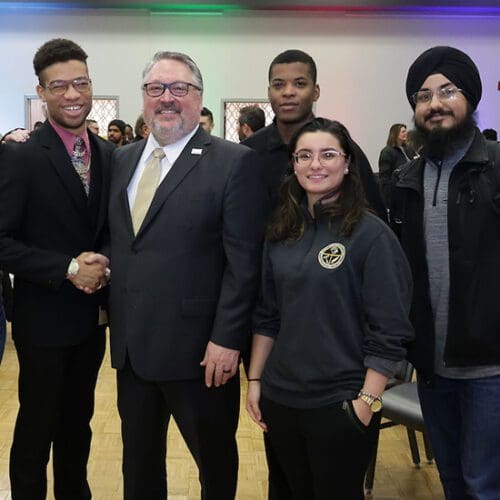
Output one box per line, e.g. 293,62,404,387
391,46,500,499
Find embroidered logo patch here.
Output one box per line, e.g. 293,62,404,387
318,243,346,269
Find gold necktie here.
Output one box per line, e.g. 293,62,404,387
132,148,166,234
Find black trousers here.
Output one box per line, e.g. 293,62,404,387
117,360,240,500
10,328,106,500
261,397,380,500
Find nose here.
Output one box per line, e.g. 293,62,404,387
282,82,296,96
310,153,322,169
429,91,443,109
63,83,80,99
159,88,175,103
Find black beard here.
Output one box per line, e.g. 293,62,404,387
413,111,477,159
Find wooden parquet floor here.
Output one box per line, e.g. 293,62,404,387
0,328,444,499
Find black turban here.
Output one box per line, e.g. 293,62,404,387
406,46,482,110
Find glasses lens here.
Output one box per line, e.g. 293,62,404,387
413,91,430,104
439,87,458,100
48,81,68,95
295,152,312,165
170,82,189,96
145,84,165,97
73,79,91,92
320,151,341,164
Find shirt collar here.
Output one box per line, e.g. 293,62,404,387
49,118,90,158
143,125,199,164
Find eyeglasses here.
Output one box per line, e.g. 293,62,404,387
412,86,464,105
292,149,346,168
43,78,92,95
142,81,202,98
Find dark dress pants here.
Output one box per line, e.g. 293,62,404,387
117,360,240,500
261,397,380,500
10,328,106,500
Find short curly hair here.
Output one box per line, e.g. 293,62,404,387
33,38,88,84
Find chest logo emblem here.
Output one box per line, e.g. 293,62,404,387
318,243,346,269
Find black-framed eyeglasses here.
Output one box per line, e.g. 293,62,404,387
43,77,92,95
142,81,202,98
412,86,464,105
293,149,347,168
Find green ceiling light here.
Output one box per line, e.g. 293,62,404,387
120,3,243,15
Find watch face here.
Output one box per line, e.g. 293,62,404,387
69,260,79,276
371,399,383,413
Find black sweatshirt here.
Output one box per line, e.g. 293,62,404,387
253,211,414,409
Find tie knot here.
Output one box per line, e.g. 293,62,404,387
153,148,166,160
74,137,85,150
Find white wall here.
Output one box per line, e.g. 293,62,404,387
1,8,499,168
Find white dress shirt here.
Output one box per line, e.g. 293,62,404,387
127,126,199,208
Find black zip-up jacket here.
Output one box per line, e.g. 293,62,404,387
391,129,500,381
378,145,412,207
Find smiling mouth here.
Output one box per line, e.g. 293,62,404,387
156,107,179,115
426,112,452,121
63,105,83,111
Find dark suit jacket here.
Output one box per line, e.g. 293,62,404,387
0,122,113,346
108,127,269,381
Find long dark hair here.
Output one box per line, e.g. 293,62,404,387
267,118,367,242
386,123,406,148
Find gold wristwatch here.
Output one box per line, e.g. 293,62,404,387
357,390,383,412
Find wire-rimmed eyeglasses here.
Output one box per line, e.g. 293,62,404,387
412,86,464,105
292,149,347,168
43,78,92,95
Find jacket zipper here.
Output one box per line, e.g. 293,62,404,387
432,160,442,207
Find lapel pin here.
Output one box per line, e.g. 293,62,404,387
191,148,203,155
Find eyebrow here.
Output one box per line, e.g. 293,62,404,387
419,82,454,91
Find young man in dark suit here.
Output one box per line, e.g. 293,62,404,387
104,51,268,499
0,38,113,499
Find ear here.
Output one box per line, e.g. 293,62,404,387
344,158,351,174
242,123,251,138
36,84,46,101
313,83,320,102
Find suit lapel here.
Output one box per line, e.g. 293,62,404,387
88,135,107,242
38,123,89,213
135,128,211,237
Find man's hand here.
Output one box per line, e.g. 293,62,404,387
200,341,239,388
2,129,30,143
67,252,109,294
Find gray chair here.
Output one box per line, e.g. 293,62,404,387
364,361,434,494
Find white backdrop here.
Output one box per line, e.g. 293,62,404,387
0,8,498,168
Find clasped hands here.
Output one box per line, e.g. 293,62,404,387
67,251,110,294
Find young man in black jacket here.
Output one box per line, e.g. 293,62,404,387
391,46,500,499
243,49,386,219
243,49,386,500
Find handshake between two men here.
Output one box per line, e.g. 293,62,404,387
66,252,110,294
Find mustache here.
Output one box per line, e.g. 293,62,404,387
424,110,454,120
